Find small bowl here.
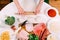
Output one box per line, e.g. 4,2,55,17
47,18,60,34
47,34,58,40
45,7,59,19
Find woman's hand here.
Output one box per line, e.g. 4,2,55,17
34,6,40,15
34,0,44,15
18,7,25,15
13,0,25,15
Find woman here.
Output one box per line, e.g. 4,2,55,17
13,0,44,15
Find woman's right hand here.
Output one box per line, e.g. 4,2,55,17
18,8,25,15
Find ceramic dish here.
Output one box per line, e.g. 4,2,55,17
45,7,59,19
0,28,16,40
47,18,60,34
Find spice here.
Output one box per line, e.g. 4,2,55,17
48,9,56,17
11,25,16,31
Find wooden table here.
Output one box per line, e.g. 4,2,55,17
49,0,60,15
0,0,10,10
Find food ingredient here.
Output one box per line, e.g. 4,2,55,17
29,34,39,40
48,9,56,17
11,25,16,31
33,23,46,36
5,16,15,25
0,31,10,40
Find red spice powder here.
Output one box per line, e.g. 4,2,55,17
48,9,56,17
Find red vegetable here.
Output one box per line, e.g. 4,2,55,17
48,9,56,17
33,23,50,40
33,23,46,37
11,25,16,31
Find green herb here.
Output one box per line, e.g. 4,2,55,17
44,0,49,4
29,34,39,40
5,16,15,25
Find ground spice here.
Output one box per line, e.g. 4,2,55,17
48,9,56,17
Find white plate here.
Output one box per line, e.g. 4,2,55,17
47,34,60,40
0,2,59,40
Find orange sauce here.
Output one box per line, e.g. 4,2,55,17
48,9,56,17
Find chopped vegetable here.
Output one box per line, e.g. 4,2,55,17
5,16,15,25
33,23,46,37
48,9,56,17
29,34,39,40
11,25,16,31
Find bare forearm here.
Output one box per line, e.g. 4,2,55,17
34,0,44,14
13,0,22,9
38,0,44,7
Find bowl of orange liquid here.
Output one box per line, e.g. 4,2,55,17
45,7,59,19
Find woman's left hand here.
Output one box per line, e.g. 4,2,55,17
34,6,40,15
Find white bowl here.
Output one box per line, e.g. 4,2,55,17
0,28,16,40
47,34,59,40
47,18,60,34
45,7,59,19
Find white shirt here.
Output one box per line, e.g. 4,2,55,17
18,0,40,12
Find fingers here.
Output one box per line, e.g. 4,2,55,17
18,11,25,15
34,9,40,15
34,9,37,15
17,8,25,15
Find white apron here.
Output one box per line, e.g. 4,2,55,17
18,0,39,12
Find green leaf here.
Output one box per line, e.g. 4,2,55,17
29,34,39,40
